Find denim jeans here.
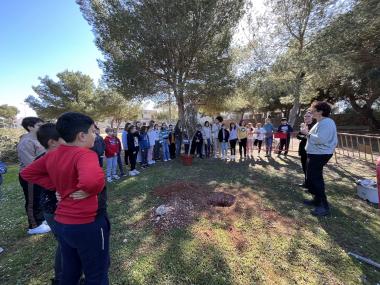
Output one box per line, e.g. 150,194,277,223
175,139,182,157
265,137,273,154
221,142,228,157
106,156,117,178
162,141,170,160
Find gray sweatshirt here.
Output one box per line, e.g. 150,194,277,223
17,132,46,170
305,117,337,155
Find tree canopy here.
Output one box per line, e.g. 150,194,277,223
77,0,245,125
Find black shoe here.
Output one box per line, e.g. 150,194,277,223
311,206,330,217
303,199,319,207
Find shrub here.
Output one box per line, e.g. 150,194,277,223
0,128,24,163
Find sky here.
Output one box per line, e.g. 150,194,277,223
0,0,264,118
0,0,103,117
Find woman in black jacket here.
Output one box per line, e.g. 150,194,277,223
296,110,316,187
127,125,140,176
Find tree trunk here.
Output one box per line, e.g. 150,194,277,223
175,89,185,124
288,72,305,127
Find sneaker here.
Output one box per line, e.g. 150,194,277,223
311,206,330,217
42,220,48,225
148,161,154,165
107,177,113,183
168,158,171,161
133,169,140,174
113,175,120,180
163,159,168,162
27,223,51,235
129,171,138,176
0,247,3,254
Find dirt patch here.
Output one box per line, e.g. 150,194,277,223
151,181,298,235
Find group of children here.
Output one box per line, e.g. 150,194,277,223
189,116,294,160
9,112,296,284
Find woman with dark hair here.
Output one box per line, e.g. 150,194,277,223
122,122,131,167
229,122,238,160
174,120,183,157
302,101,337,216
238,121,248,159
202,121,212,158
296,110,316,188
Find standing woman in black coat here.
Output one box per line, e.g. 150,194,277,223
296,110,316,187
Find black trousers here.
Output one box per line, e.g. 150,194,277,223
230,139,238,155
300,152,307,182
306,154,333,207
117,153,124,175
124,150,129,166
128,151,138,171
239,138,247,157
190,142,203,158
254,139,263,153
19,174,44,229
278,138,290,155
169,143,176,159
153,141,161,160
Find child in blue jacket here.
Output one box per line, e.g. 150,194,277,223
139,126,150,168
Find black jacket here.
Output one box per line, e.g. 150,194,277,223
127,132,140,153
192,130,203,144
296,122,316,156
218,129,230,142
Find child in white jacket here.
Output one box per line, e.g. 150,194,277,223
253,123,266,155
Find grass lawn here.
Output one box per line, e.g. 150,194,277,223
0,153,379,285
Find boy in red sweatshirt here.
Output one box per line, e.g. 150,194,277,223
104,127,121,183
21,112,109,285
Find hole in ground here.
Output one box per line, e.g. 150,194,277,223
207,192,236,207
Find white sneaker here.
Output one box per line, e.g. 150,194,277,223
129,171,137,176
42,220,48,225
148,161,154,165
164,159,168,162
0,247,3,254
133,169,140,174
113,175,120,180
168,158,171,161
107,177,113,183
27,223,51,235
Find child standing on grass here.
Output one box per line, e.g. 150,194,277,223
212,116,223,158
127,125,140,176
153,124,161,161
114,129,125,177
238,121,248,159
147,126,156,165
17,116,50,235
92,125,106,167
253,123,266,155
247,122,254,158
202,121,212,158
277,118,293,157
229,122,238,160
21,112,110,285
218,124,230,160
104,127,120,183
263,118,275,157
191,124,204,158
168,124,176,159
122,123,131,168
139,126,150,168
160,123,170,162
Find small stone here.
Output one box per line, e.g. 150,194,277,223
155,205,173,216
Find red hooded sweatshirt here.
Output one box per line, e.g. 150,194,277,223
21,145,105,224
104,136,120,158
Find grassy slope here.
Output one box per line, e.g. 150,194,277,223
0,154,379,285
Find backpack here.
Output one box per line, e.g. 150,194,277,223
0,161,7,175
